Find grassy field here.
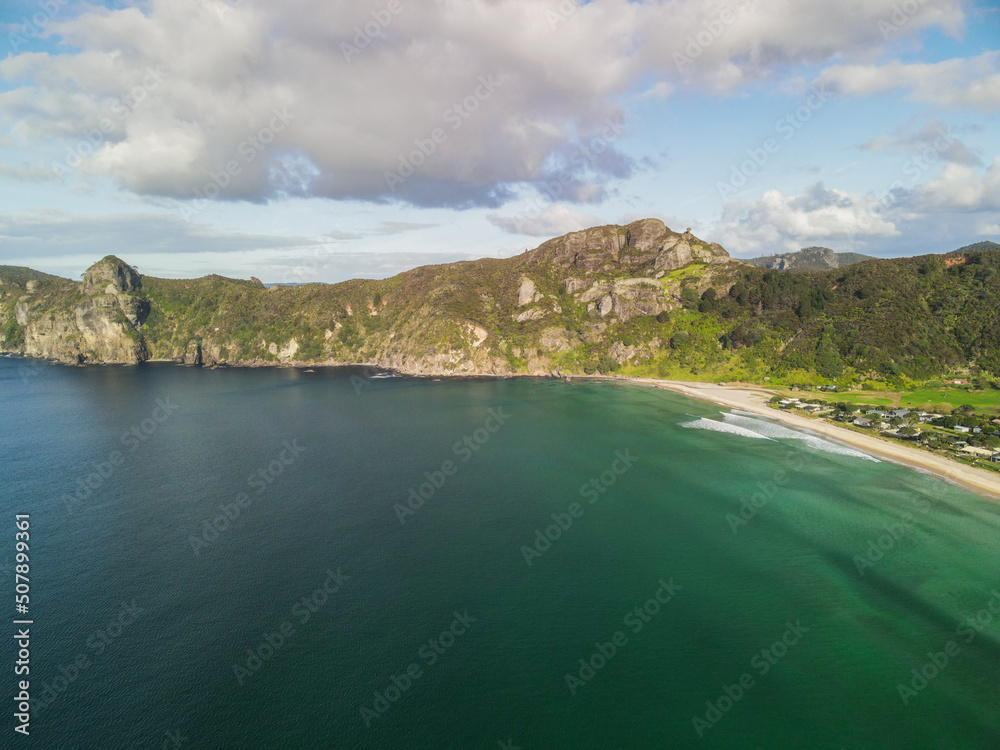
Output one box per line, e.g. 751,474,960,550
784,387,1000,415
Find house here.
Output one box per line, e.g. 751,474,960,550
920,413,942,423
779,398,801,408
961,446,994,458
866,409,889,418
890,409,910,419
954,425,971,434
802,404,824,413
953,441,968,448
853,417,872,427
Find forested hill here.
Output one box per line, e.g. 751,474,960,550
1,219,998,387
746,246,874,272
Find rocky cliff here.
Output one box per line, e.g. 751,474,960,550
0,256,149,364
4,222,997,385
0,220,741,375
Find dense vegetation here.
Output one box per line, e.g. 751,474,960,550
3,233,1000,389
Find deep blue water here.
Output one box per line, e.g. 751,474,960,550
1,357,999,749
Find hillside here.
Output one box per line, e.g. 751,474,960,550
0,266,67,287
2,219,1000,387
952,241,1000,255
746,246,874,272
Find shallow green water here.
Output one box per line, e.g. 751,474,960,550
1,358,999,748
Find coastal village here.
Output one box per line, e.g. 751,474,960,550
772,392,1000,470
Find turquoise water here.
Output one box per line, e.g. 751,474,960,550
1,357,999,748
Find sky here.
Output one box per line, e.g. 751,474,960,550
0,0,998,283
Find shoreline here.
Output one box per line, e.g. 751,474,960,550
620,376,1000,502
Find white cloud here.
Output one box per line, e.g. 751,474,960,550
908,156,1000,213
0,210,311,260
0,0,971,209
714,182,898,256
638,81,674,100
0,160,57,181
487,203,604,237
816,52,1000,111
0,209,468,281
860,120,982,167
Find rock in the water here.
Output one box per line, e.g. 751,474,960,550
184,340,202,366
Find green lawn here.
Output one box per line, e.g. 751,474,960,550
785,387,1000,415
900,387,1000,413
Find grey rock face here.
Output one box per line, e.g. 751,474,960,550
83,256,142,294
529,219,729,274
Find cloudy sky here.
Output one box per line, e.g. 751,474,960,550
1,0,998,282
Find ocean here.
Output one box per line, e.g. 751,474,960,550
1,357,999,748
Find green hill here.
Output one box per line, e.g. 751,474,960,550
745,246,874,272
2,220,999,388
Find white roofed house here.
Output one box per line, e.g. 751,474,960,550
961,446,994,458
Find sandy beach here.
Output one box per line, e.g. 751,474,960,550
621,377,1000,502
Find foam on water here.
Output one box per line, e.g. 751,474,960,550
680,417,775,440
681,410,879,462
722,411,880,462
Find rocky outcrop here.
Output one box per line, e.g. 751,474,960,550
82,256,142,295
517,278,539,306
3,257,149,365
528,219,730,274
573,277,670,322
180,340,202,366
0,218,739,375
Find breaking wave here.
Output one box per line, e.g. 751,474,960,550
680,417,774,440
681,410,880,462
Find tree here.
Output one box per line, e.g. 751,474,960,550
680,287,700,309
900,426,919,436
596,354,619,374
